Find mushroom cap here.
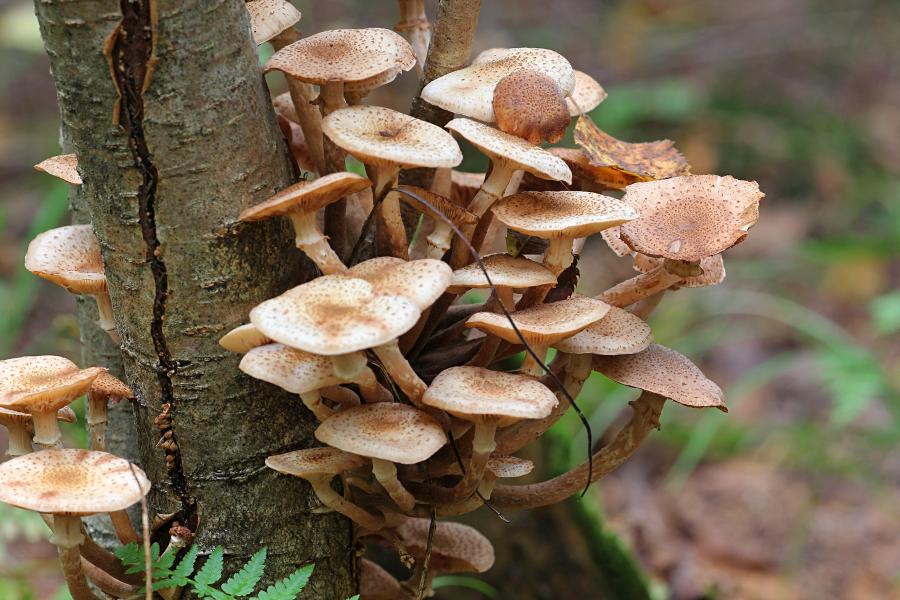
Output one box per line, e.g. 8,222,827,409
492,69,570,145
34,154,81,185
397,518,495,574
0,449,150,516
466,295,610,346
219,323,271,354
246,0,301,45
486,455,534,479
593,344,726,410
394,185,478,227
250,275,422,355
89,372,134,401
633,253,726,287
314,403,447,464
0,407,76,429
601,226,633,257
423,366,556,423
264,28,415,92
323,106,462,169
265,446,368,478
0,356,104,414
347,258,452,310
24,225,106,295
450,253,556,290
421,47,575,123
240,343,345,394
272,92,298,123
446,119,571,184
239,173,372,221
619,175,763,261
553,305,652,355
360,559,404,600
566,71,607,116
492,191,638,239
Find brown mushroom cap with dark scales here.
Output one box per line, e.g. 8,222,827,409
492,69,570,145
398,517,495,576
553,305,653,356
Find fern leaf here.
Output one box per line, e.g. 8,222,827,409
195,546,226,588
221,547,267,597
123,542,164,575
114,542,144,567
250,564,314,600
172,545,200,584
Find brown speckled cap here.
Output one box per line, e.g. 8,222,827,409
314,403,446,464
34,154,81,185
360,559,404,600
566,71,607,116
265,446,368,477
554,305,652,355
593,344,726,410
25,225,106,296
239,173,372,222
240,343,346,394
398,518,495,574
492,69,570,144
492,191,638,239
619,175,763,261
89,372,133,402
347,258,452,310
466,295,610,346
0,356,103,414
246,0,301,45
486,455,534,479
451,253,556,290
0,449,150,515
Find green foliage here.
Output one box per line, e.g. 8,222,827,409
115,543,316,600
870,290,900,336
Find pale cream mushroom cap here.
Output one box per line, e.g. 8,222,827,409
265,446,368,477
34,154,81,185
466,295,610,346
398,518,495,574
423,367,556,425
348,258,452,310
239,173,372,222
445,118,571,184
0,356,104,414
553,305,652,355
240,343,344,394
246,0,301,45
360,559,404,600
323,106,462,169
593,344,726,410
633,253,726,287
619,175,764,261
422,47,575,122
450,253,556,290
264,28,415,92
314,403,447,464
601,227,633,257
492,191,638,239
250,275,421,355
219,323,271,354
0,449,150,515
25,225,106,295
566,70,608,116
486,455,534,479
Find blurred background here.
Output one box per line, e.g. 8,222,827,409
1,0,898,598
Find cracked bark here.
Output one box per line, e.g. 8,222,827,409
34,1,354,597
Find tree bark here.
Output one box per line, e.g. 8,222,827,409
34,1,353,597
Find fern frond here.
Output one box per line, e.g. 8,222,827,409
221,547,267,597
250,564,314,600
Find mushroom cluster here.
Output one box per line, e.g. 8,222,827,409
6,2,764,598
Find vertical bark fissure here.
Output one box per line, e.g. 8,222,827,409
110,0,196,522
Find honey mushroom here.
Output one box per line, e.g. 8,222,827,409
219,323,271,354
392,185,477,260
492,69,571,145
315,403,447,513
360,558,406,600
629,252,726,318
394,0,430,74
0,449,150,600
433,455,534,516
565,70,608,116
85,372,133,452
0,407,76,457
24,225,118,342
34,154,82,185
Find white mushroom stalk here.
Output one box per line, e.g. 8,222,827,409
85,372,133,452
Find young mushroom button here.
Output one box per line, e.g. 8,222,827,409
492,69,571,145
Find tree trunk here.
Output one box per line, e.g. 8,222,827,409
34,1,353,597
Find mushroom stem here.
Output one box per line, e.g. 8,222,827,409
32,410,63,449
519,343,549,378
308,475,384,531
436,474,499,517
51,514,101,600
452,162,516,267
6,422,33,456
287,210,347,274
81,556,137,598
372,341,427,404
466,288,514,367
598,265,683,307
544,237,575,276
371,458,417,513
93,292,119,343
299,390,336,421
367,165,409,259
321,385,361,409
331,353,391,403
108,510,140,545
396,0,430,76
451,420,497,501
85,392,108,451
320,82,347,117
490,392,666,510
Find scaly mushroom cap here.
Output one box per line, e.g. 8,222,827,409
323,106,462,169
0,356,104,414
633,253,726,288
239,173,372,221
492,191,638,239
450,253,556,290
347,258,452,310
315,403,447,464
566,70,607,116
601,227,633,257
593,344,726,410
466,295,610,346
446,119,571,184
265,446,368,478
398,518,495,574
24,225,106,295
34,154,81,185
0,449,150,516
240,343,345,394
492,69,570,145
250,276,421,355
272,92,298,123
264,28,415,92
423,367,556,425
360,559,404,600
219,323,271,354
394,185,478,227
422,47,575,123
450,170,485,206
89,372,134,401
553,306,652,355
246,0,301,45
487,455,534,479
619,175,763,261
